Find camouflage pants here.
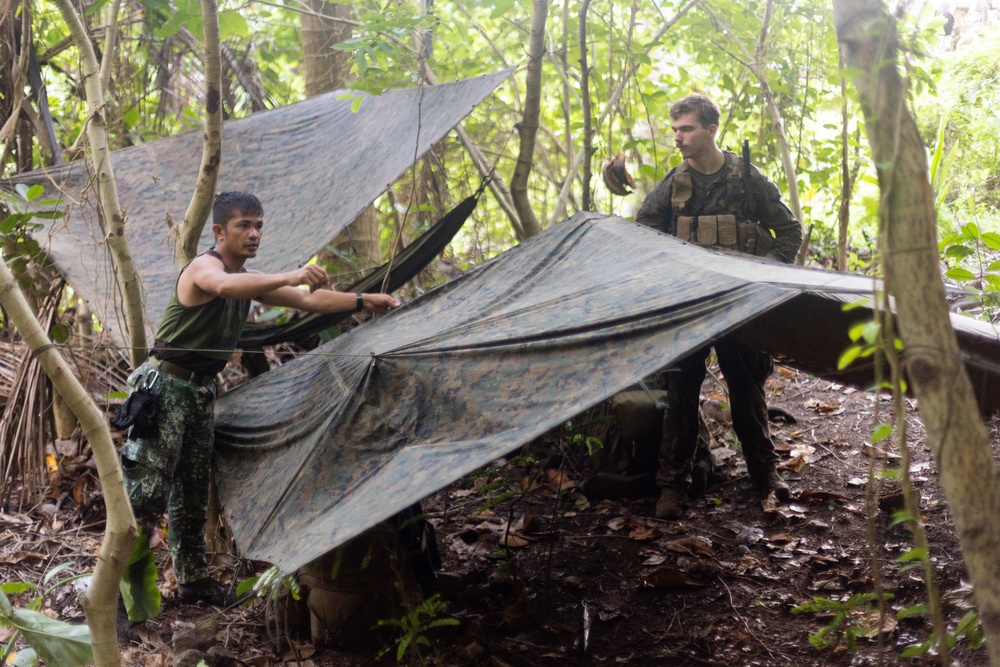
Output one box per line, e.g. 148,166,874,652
658,337,777,490
120,360,217,584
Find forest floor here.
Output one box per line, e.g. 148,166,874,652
0,364,994,666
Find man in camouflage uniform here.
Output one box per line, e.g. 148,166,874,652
121,192,399,608
635,94,802,519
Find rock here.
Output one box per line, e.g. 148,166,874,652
171,624,217,654
173,649,205,667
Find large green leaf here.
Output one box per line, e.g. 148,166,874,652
219,11,249,40
5,609,92,666
119,532,161,622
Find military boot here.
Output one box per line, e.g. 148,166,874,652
655,487,687,519
177,577,236,607
750,468,790,502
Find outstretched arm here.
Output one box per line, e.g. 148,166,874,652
257,285,400,315
182,255,330,303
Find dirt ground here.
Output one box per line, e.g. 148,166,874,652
0,365,993,666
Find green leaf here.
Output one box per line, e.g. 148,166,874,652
0,587,14,616
961,222,981,241
944,244,975,259
85,0,110,14
29,211,64,220
25,185,44,201
5,608,92,666
841,297,871,312
219,11,249,40
7,647,38,666
103,390,128,400
896,604,929,619
14,184,31,201
48,324,72,346
489,0,516,19
897,545,928,562
982,233,1000,251
838,345,862,370
901,641,932,658
119,532,161,622
847,322,867,342
351,96,363,113
945,267,977,282
871,423,892,443
236,576,258,598
1,582,38,596
122,106,140,129
42,561,75,587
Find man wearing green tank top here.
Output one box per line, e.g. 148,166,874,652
120,192,399,611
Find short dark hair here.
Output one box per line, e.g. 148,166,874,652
670,93,720,128
213,192,263,227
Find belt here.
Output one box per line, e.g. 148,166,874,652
152,358,217,386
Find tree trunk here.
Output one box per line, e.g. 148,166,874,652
837,56,850,272
0,260,137,667
172,0,223,267
301,0,381,279
578,0,593,212
51,0,147,368
834,0,1000,661
421,60,525,240
508,0,547,238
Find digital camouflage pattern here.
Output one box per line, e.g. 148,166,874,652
635,151,802,263
1,70,511,343
121,360,217,584
634,152,801,492
212,213,1000,575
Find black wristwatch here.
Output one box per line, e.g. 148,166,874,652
354,293,365,313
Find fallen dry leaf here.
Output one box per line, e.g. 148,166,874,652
629,525,656,541
642,566,705,589
520,476,542,491
607,517,626,531
857,610,898,638
546,468,576,491
642,553,667,566
665,535,714,557
863,444,901,460
512,510,544,534
502,532,531,548
778,453,806,472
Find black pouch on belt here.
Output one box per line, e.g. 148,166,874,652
111,371,161,439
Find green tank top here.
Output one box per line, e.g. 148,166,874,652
152,251,251,374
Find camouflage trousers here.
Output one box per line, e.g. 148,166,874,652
658,337,777,490
120,359,217,584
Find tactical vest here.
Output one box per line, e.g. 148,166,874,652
669,154,775,258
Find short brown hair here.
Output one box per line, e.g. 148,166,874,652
670,93,720,128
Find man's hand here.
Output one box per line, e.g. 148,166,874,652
361,293,401,314
292,265,331,293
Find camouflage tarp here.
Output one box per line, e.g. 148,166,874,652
214,212,1000,573
1,70,511,341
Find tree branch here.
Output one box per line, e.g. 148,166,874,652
173,0,223,266
52,0,147,368
508,0,547,238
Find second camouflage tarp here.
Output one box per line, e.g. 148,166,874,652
214,213,1000,573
